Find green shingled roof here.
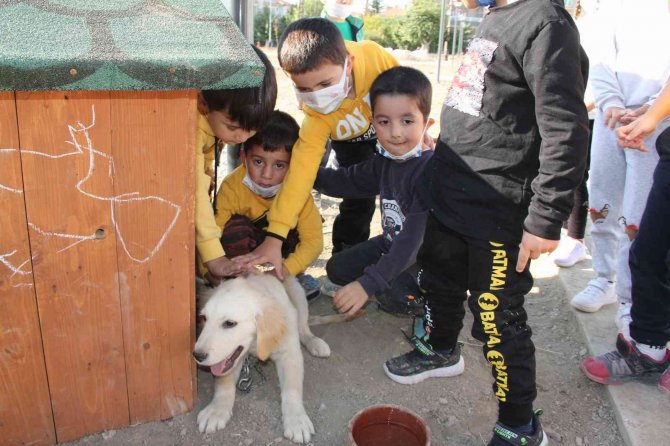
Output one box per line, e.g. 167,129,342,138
0,0,264,91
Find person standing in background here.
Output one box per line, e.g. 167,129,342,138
570,0,670,333
321,0,364,42
551,0,601,268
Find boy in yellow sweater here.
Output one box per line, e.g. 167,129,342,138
211,111,323,296
196,46,277,282
235,18,398,278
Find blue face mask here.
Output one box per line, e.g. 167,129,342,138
476,0,497,7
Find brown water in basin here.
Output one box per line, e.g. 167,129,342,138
348,404,431,446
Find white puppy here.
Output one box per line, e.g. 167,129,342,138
193,273,330,443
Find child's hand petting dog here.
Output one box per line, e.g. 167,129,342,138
206,256,243,281
333,281,368,319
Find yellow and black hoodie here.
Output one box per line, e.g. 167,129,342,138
195,112,224,263
215,165,323,276
265,40,399,239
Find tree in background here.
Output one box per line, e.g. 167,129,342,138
401,0,441,52
289,0,323,20
253,0,475,53
369,0,382,14
364,13,405,48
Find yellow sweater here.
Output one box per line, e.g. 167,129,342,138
195,112,224,263
215,166,323,276
266,40,399,238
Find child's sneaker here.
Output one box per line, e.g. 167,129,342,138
571,277,616,312
296,273,321,301
320,276,342,297
376,292,424,317
551,236,588,267
487,409,548,446
383,335,464,385
659,367,670,396
580,334,670,385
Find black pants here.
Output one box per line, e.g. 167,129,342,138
326,236,420,300
565,119,593,239
330,139,377,252
629,127,670,347
417,214,536,427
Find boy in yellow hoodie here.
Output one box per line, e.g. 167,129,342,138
211,111,323,296
196,45,277,282
235,18,398,277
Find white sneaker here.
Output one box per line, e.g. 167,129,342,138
615,301,632,335
571,278,617,312
320,277,342,297
552,237,588,267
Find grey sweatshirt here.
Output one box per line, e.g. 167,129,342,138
590,0,670,111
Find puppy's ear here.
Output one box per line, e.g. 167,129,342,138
255,298,287,361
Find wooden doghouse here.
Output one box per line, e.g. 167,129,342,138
0,1,263,444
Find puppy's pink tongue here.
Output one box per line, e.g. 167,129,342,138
210,360,227,377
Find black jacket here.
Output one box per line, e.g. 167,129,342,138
421,0,589,245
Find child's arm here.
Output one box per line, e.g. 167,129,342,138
361,209,427,297
283,198,324,276
314,156,381,198
234,117,331,278
617,82,670,151
334,209,428,317
195,128,225,264
204,177,245,279
517,17,590,271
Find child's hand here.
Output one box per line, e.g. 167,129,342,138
516,231,558,273
333,282,368,319
604,106,628,129
267,265,291,281
205,256,242,279
619,105,650,125
233,237,285,280
616,113,659,152
204,272,221,287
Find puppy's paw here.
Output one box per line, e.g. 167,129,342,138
197,402,232,434
304,336,330,358
283,408,315,444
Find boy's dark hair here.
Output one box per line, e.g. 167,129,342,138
278,18,348,74
370,66,432,120
201,46,277,131
243,110,300,153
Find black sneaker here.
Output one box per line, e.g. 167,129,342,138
376,271,425,317
376,291,425,317
488,409,548,446
383,334,464,385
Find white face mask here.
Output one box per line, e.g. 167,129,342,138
375,124,428,162
242,165,281,198
295,59,350,115
325,1,353,19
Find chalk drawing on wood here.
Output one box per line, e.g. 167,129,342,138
0,106,182,284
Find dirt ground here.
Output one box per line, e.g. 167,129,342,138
66,50,623,446
67,194,623,446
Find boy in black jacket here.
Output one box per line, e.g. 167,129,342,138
383,1,589,445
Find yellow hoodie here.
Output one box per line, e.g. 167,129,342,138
265,40,399,238
195,112,224,263
215,165,323,276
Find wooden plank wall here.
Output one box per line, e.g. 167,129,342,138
3,90,196,443
110,90,196,423
0,93,56,445
16,91,131,442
